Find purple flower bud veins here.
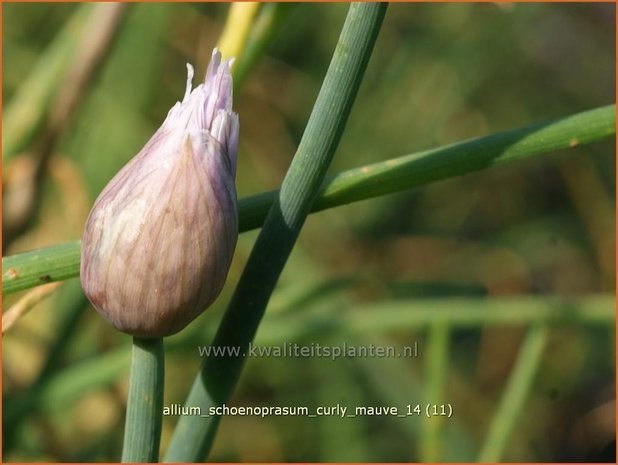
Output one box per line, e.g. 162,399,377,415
80,49,239,337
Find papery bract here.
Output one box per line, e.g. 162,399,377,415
80,49,239,337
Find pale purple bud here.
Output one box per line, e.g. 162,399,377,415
80,49,239,337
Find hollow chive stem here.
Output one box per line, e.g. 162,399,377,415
121,337,164,463
2,104,615,297
164,3,388,461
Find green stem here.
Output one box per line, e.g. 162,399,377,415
420,321,450,462
3,104,614,296
121,337,164,463
163,3,388,461
477,325,549,462
216,3,261,62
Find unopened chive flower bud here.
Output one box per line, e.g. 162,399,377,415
80,49,239,337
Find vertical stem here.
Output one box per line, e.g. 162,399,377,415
216,2,261,61
121,337,165,463
420,321,450,462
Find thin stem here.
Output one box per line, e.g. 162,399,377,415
420,322,450,462
2,282,62,333
477,325,549,462
216,2,261,62
232,3,296,87
121,337,164,463
163,3,388,461
3,105,614,296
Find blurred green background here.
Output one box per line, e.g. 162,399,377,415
2,2,615,462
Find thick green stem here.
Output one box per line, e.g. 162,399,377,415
3,104,614,296
121,337,164,463
163,3,388,461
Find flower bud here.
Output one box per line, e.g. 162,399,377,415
80,49,239,337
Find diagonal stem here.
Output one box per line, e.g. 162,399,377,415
163,3,388,461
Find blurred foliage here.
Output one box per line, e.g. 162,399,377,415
2,2,615,462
